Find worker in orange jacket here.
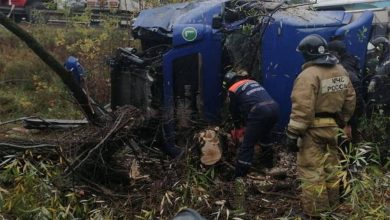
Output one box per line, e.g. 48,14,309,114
224,69,279,178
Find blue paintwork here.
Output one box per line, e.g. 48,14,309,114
133,0,374,131
162,24,222,144
261,9,373,128
334,10,374,69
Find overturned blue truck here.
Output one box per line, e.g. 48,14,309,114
109,0,379,157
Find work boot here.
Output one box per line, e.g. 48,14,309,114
234,163,250,178
161,144,183,159
266,167,288,180
232,177,246,212
260,143,274,169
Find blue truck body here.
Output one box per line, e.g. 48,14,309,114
107,0,377,155
261,9,373,127
130,0,374,131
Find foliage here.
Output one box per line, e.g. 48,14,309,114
359,111,390,167
0,82,82,120
331,112,390,219
135,153,217,219
335,142,390,219
0,152,114,219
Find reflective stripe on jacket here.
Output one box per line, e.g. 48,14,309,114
228,79,275,123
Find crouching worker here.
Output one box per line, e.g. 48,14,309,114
224,68,279,178
286,34,356,218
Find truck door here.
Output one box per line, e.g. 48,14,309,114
162,24,222,143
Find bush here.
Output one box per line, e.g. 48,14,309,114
360,112,390,166
0,153,115,220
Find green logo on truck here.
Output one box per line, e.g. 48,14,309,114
182,27,197,42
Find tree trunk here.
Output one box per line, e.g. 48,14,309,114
0,12,101,124
198,127,222,166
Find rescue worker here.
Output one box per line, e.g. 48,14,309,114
328,40,366,142
371,36,389,74
285,34,356,218
224,68,279,178
367,37,390,114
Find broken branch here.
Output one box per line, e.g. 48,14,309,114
69,114,124,172
0,142,56,149
0,116,38,126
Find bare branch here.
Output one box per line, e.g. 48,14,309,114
0,142,56,149
0,116,38,126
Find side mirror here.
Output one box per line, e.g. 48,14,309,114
212,15,223,29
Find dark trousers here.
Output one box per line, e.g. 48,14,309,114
236,102,279,177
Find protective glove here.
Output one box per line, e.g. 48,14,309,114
285,131,299,152
230,127,245,143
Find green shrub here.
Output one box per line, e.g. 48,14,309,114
360,112,390,166
0,153,115,220
334,112,390,219
2,60,35,87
